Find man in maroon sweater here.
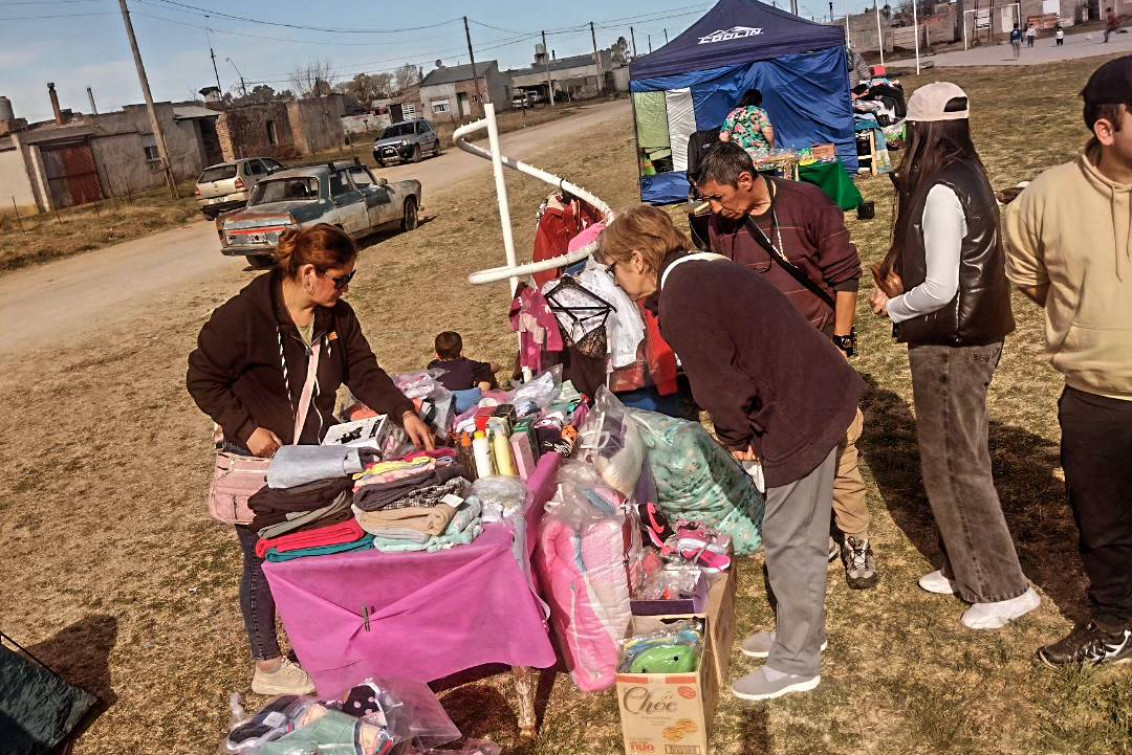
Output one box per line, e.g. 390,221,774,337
600,205,865,701
693,142,878,591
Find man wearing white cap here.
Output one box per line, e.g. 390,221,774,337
871,82,1040,630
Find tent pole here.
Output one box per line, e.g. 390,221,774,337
875,2,885,66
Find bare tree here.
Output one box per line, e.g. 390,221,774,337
337,72,395,106
291,58,336,98
393,63,422,93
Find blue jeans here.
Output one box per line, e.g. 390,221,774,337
236,525,281,661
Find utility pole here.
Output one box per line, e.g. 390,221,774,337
874,0,885,66
791,0,799,14
663,28,669,44
463,16,487,116
589,21,604,95
648,34,652,54
86,86,98,115
541,30,556,107
206,23,222,92
630,26,637,57
117,0,177,197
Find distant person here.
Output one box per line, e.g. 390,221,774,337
1105,7,1120,42
1055,24,1065,46
1010,24,1024,58
427,331,499,393
719,89,776,159
848,44,871,88
1003,56,1132,667
871,82,1040,630
1026,23,1037,47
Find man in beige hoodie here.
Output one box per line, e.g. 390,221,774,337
1003,56,1132,668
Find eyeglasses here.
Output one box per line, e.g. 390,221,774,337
604,261,617,277
324,269,356,290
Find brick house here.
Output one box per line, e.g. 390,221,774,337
214,94,349,162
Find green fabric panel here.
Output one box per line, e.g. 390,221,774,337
0,644,97,755
633,92,671,150
798,160,864,211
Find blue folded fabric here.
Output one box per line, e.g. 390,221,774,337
267,445,378,489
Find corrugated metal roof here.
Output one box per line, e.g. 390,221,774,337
506,50,614,77
173,105,220,120
419,61,498,88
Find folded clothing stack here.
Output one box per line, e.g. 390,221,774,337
353,464,468,512
257,517,373,561
367,497,485,554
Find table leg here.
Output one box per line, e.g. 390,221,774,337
511,665,538,740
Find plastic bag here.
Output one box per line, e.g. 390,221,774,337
636,563,702,601
536,462,635,692
628,408,766,556
575,387,646,498
392,371,456,442
221,678,459,755
471,476,527,524
511,366,561,417
410,741,501,755
618,619,703,674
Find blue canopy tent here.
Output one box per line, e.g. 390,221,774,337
629,0,857,205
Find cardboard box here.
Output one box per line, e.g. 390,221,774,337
631,567,737,687
617,568,736,755
616,631,718,755
631,572,710,617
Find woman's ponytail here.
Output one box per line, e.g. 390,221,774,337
272,224,356,278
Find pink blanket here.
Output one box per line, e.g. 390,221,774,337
264,524,556,696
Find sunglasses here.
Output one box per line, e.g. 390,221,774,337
324,269,356,290
604,260,617,277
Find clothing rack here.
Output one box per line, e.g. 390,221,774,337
453,106,616,288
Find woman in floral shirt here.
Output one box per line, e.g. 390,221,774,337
720,89,776,158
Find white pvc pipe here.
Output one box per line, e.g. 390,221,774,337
912,0,920,74
483,103,520,297
875,6,885,66
452,115,616,286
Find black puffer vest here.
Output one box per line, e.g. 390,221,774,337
895,159,1015,346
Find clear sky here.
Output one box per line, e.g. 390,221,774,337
1,0,870,123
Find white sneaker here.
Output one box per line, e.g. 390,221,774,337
251,657,316,695
918,570,957,595
961,588,1040,630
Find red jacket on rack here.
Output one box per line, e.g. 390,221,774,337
532,194,603,287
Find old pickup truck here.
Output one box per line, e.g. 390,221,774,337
218,161,421,266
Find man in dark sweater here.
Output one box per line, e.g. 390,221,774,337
694,142,878,591
600,205,865,701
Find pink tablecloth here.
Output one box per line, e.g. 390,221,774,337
263,439,578,697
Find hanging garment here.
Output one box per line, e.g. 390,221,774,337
542,277,613,358
577,256,646,370
608,304,679,397
510,283,564,374
532,193,604,287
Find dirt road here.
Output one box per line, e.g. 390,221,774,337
0,99,630,356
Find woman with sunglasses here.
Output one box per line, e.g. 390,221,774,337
187,223,432,696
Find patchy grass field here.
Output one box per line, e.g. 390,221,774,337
1,55,1130,755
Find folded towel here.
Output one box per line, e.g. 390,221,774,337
256,518,367,559
352,504,457,537
267,445,379,489
264,535,375,562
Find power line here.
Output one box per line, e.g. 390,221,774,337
0,9,114,17
0,0,109,4
144,0,461,34
131,5,461,47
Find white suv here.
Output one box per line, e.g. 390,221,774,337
194,157,284,219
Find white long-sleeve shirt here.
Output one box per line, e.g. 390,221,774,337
888,184,965,324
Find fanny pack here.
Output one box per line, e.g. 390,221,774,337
207,340,321,525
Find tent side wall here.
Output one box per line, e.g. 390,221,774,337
631,45,858,206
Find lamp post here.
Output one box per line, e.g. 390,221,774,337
226,57,247,97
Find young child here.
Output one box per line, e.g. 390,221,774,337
427,331,500,393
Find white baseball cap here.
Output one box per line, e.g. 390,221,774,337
906,82,970,123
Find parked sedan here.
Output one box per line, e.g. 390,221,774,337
217,162,422,267
194,157,284,219
372,119,440,166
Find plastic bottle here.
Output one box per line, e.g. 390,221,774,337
472,431,494,479
492,428,517,477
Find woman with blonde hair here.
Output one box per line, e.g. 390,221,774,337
601,205,863,701
187,223,432,695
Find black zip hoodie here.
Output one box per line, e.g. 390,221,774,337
187,269,414,447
